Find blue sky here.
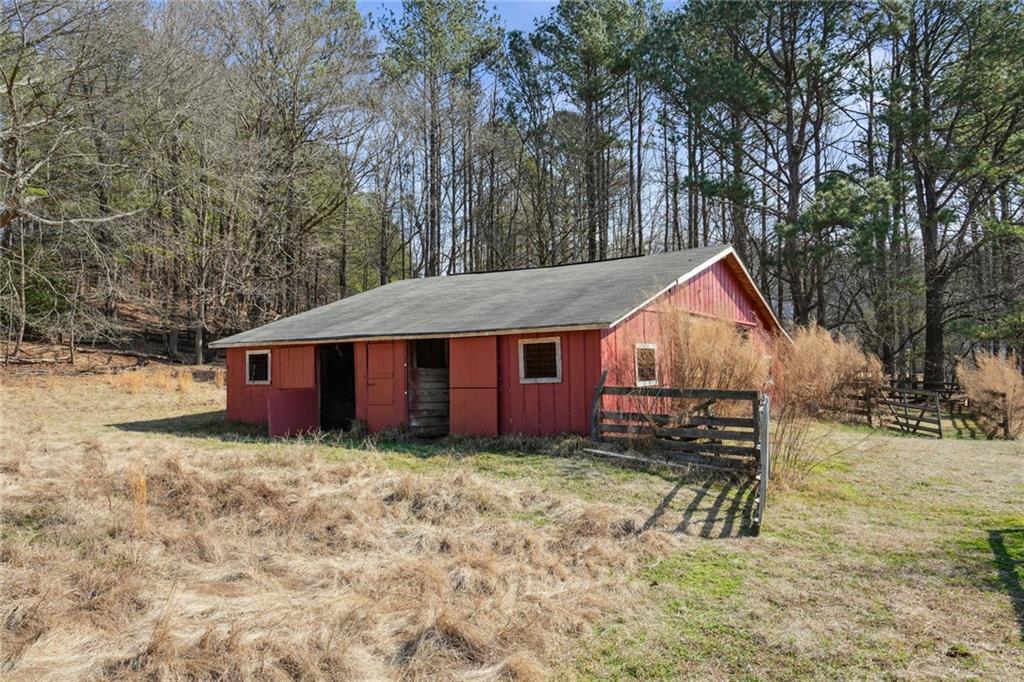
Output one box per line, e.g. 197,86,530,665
355,1,558,33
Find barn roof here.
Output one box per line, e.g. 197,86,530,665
210,245,784,348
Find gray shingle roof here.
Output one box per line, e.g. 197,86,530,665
210,245,732,348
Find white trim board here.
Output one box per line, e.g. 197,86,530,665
245,349,271,385
518,336,562,384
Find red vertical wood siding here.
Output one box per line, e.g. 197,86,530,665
601,258,776,392
226,344,318,425
498,330,602,436
275,345,316,389
268,388,319,436
450,336,499,436
226,347,272,423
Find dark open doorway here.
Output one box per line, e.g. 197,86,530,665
408,338,449,437
320,343,355,430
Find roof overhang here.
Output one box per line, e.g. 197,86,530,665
208,323,608,350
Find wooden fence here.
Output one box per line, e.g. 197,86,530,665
586,374,771,531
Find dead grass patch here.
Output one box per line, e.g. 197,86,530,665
1,377,677,680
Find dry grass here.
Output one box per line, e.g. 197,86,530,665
2,369,1022,680
0,374,676,681
109,366,197,394
957,351,1024,439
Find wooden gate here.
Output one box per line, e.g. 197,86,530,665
874,387,944,438
586,375,771,531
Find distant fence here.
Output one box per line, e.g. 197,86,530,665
853,386,944,438
586,373,771,531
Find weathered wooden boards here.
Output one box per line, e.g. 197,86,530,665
587,381,772,531
592,384,761,471
408,367,449,437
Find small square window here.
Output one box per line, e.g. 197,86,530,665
246,350,271,385
635,343,657,387
519,337,561,383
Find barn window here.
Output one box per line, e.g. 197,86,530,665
519,337,561,383
635,343,658,387
246,350,271,385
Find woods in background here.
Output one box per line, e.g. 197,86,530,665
2,0,1023,387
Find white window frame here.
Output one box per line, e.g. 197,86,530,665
635,343,658,387
245,349,271,385
518,336,562,384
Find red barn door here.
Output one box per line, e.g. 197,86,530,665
449,336,498,436
366,341,406,431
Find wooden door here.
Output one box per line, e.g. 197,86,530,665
449,336,499,436
367,342,396,431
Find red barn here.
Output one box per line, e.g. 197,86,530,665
209,246,787,437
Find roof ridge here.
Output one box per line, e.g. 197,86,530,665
444,244,728,278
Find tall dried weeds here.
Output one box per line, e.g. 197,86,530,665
957,351,1024,439
175,369,193,393
658,309,772,393
611,314,882,481
127,465,148,535
775,325,884,418
770,326,882,483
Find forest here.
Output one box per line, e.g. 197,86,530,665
2,0,1023,388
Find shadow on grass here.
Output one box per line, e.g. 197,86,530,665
108,410,595,462
640,473,756,539
988,527,1024,642
110,410,270,443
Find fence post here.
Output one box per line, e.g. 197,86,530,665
590,370,608,441
934,392,943,439
753,394,770,531
761,394,771,482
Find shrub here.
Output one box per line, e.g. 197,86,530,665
109,366,193,393
770,326,882,483
658,309,772,393
775,325,884,418
126,465,148,535
109,370,142,393
957,352,1023,439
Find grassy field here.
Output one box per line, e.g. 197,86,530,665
1,367,1022,680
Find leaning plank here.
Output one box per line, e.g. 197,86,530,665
887,387,941,397
600,411,755,429
408,416,449,427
